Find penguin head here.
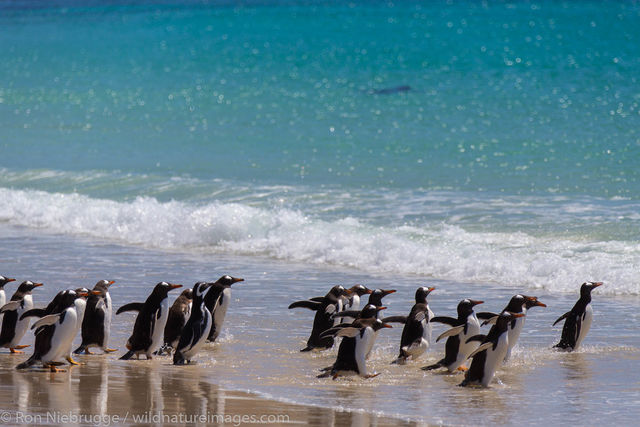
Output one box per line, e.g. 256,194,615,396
504,295,527,313
74,287,91,300
415,286,436,303
16,280,43,294
60,289,89,308
153,282,182,297
360,304,386,319
180,288,194,300
367,289,396,306
372,318,393,332
523,295,546,309
458,298,483,318
348,284,372,297
580,282,603,297
93,280,115,293
192,281,210,299
0,276,16,289
497,311,525,330
328,285,351,298
216,275,244,288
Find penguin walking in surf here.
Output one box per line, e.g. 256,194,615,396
203,275,244,343
159,288,193,354
331,288,397,321
384,286,436,364
318,307,392,379
553,282,602,352
17,289,88,372
74,280,117,355
0,281,43,353
173,282,212,365
477,294,546,362
460,311,525,387
422,298,483,373
288,285,353,352
117,282,182,360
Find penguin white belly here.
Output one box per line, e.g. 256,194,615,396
0,290,5,330
103,293,112,348
212,288,231,340
149,298,170,355
505,315,526,361
454,315,481,370
574,303,593,350
66,299,86,356
426,306,434,345
355,327,375,377
42,308,78,363
11,296,34,347
481,333,509,387
181,310,212,361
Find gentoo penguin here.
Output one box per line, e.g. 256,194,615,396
0,281,43,353
74,280,117,355
160,288,193,354
384,286,436,364
339,284,372,323
65,287,90,365
460,312,525,387
203,275,244,342
288,285,353,352
173,282,212,365
477,294,546,362
0,276,16,331
331,288,397,321
553,282,603,351
421,298,483,372
117,282,182,360
16,289,88,372
317,315,392,379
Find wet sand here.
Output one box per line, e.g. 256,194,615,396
0,355,419,427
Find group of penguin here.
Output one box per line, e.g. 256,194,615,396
0,274,243,371
289,281,603,387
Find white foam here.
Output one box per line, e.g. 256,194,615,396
1,187,639,296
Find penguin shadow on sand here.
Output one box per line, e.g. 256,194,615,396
160,364,225,417
76,359,110,417
119,362,165,414
559,352,593,383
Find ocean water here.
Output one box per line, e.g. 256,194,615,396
1,0,640,425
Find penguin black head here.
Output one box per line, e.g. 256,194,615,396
16,280,43,294
328,285,352,298
348,284,372,297
415,286,436,304
74,287,91,300
367,289,396,306
193,281,211,299
580,282,603,298
179,288,193,300
496,311,525,330
360,304,386,319
60,289,89,308
457,299,483,318
504,295,527,313
372,318,393,332
152,281,182,296
0,276,16,289
93,280,115,293
215,275,244,288
523,295,546,309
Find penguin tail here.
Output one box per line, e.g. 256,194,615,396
318,365,333,372
119,350,135,360
16,355,37,370
421,360,444,371
300,346,314,352
73,345,86,355
317,371,332,378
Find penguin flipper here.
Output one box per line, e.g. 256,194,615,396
116,302,144,315
319,325,351,338
476,312,499,320
465,334,487,344
330,310,361,320
467,342,494,359
436,325,465,343
31,314,61,330
309,297,325,302
553,311,571,326
0,301,20,313
382,315,408,324
430,316,459,326
334,327,360,338
119,350,135,360
19,308,48,320
481,315,499,327
287,300,321,311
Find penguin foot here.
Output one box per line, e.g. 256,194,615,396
84,348,94,355
457,366,468,372
66,356,81,366
104,348,117,354
49,366,66,373
10,345,30,353
364,373,381,379
146,354,153,360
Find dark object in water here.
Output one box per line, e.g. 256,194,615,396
371,85,411,95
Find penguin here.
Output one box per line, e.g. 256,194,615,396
0,281,43,353
74,280,117,355
173,282,212,365
477,294,546,362
460,311,525,387
421,298,483,372
160,288,193,354
331,288,397,321
203,275,244,342
65,287,90,365
553,282,603,351
117,282,182,360
16,289,88,372
317,315,392,379
338,284,372,323
0,276,16,331
288,285,353,352
384,286,436,364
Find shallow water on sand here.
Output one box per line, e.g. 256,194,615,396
1,224,639,425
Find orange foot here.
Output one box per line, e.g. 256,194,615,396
104,348,117,353
457,365,468,372
10,345,30,354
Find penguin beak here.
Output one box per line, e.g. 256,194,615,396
108,280,115,285
510,313,526,318
231,277,244,285
91,290,102,295
376,306,387,311
169,284,182,290
428,286,436,293
470,300,483,306
364,287,373,294
382,289,396,296
7,278,15,283
78,292,89,297
32,283,43,287
382,323,393,328
589,282,603,288
533,300,547,308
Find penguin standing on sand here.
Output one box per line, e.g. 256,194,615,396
422,299,483,372
0,276,16,330
204,275,244,343
74,280,117,355
0,281,43,353
384,286,436,364
160,288,193,354
173,282,212,365
477,294,546,362
117,282,182,360
460,311,525,387
17,289,88,372
318,308,392,379
553,282,603,351
288,285,353,352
